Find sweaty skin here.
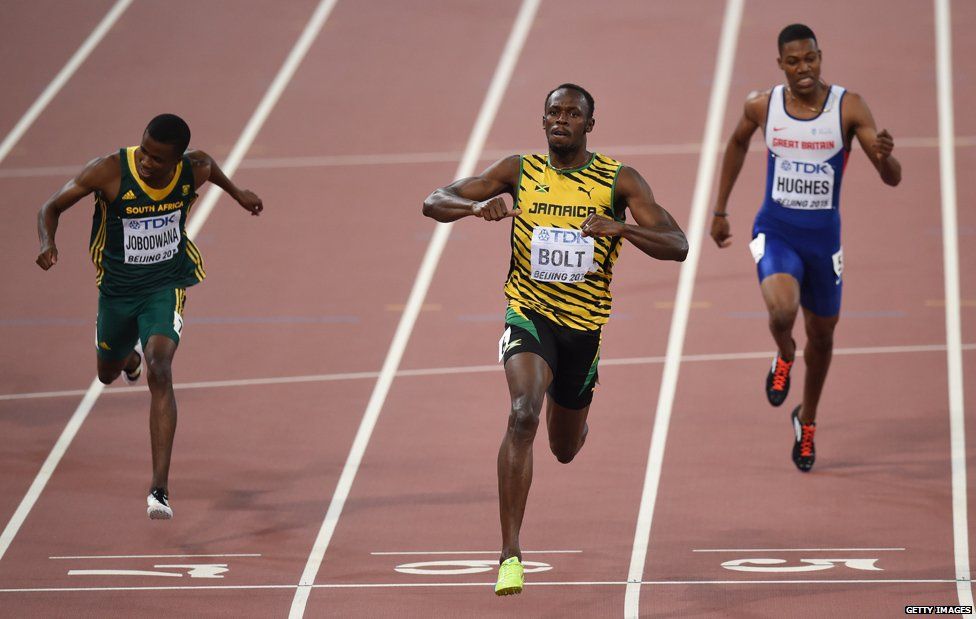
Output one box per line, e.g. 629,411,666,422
36,130,263,492
423,88,687,564
711,37,901,425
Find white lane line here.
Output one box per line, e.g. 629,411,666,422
692,548,906,553
4,135,975,178
286,2,540,616
935,0,973,612
185,0,338,236
49,554,261,560
370,550,581,556
0,0,133,559
0,0,133,166
0,0,340,565
0,578,965,594
0,378,102,561
3,342,973,402
624,1,744,617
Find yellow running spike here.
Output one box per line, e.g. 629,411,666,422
494,556,524,596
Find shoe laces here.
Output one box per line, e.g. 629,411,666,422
771,356,793,391
799,423,816,457
150,487,169,505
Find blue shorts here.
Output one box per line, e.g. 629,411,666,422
751,215,843,317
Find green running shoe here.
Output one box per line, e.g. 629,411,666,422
494,556,524,596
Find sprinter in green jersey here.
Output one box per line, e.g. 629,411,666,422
36,114,263,519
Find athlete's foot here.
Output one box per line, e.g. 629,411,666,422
123,344,143,385
791,406,816,472
147,487,173,519
495,556,524,596
766,344,795,406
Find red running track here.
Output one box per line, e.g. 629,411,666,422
0,1,973,617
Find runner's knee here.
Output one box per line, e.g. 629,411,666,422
805,327,834,352
768,306,797,334
145,355,173,386
508,396,541,440
97,368,120,385
549,441,577,464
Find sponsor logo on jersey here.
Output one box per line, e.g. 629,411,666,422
122,190,137,200
528,202,598,217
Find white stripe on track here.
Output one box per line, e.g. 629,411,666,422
184,0,339,237
692,548,905,553
623,1,744,616
935,0,973,611
0,0,133,166
369,550,581,556
0,378,102,561
0,578,966,594
3,342,973,403
0,2,134,558
49,554,261,560
0,0,339,565
286,2,541,616
5,135,974,179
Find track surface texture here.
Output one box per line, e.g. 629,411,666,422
0,1,973,617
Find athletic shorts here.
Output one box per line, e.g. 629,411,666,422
499,305,601,410
95,288,187,361
751,214,843,317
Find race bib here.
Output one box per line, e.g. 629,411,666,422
530,226,594,283
772,157,834,210
123,212,182,264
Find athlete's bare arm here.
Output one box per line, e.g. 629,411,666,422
842,93,901,186
422,155,521,223
36,155,121,270
711,90,770,248
186,150,263,215
580,166,688,262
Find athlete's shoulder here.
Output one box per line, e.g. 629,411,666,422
837,90,870,119
745,87,773,111
493,154,527,178
746,87,773,102
183,149,211,167
78,151,122,187
518,153,545,168
611,164,654,201
592,153,622,170
837,89,863,106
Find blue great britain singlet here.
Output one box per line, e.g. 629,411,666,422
760,84,848,230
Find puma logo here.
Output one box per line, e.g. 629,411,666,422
577,186,593,198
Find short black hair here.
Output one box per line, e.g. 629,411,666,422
777,24,817,53
545,83,595,119
145,114,191,155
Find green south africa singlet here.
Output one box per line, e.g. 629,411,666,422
504,153,625,331
89,147,205,297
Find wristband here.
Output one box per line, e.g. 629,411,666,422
713,211,728,217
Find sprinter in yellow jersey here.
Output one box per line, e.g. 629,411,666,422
36,114,263,519
423,84,688,595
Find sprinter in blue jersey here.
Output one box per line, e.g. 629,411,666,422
711,24,901,471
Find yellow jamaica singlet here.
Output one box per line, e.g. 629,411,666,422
504,153,624,331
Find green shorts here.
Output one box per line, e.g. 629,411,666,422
96,288,186,361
